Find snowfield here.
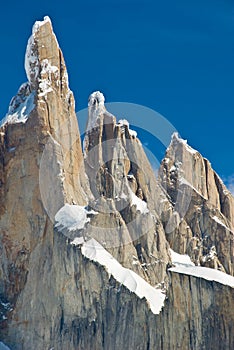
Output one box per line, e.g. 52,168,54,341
169,249,234,288
81,238,166,315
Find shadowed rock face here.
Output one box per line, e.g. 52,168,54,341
0,16,234,350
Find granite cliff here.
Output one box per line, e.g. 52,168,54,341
0,17,233,350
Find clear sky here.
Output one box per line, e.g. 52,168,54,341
0,0,233,190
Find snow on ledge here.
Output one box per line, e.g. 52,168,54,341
170,249,195,267
130,191,149,214
1,90,35,126
81,238,166,314
169,249,234,288
55,204,97,232
212,215,233,232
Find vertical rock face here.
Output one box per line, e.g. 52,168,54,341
0,17,234,350
82,91,171,285
0,16,89,335
159,133,234,275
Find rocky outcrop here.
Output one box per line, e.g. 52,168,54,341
83,91,171,285
159,133,234,275
0,16,234,350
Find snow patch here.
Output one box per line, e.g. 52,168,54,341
171,132,198,155
130,191,149,214
71,237,85,245
38,59,59,96
212,216,232,231
55,204,97,232
86,91,105,132
169,249,234,288
201,246,217,263
179,176,206,199
170,249,195,267
25,16,58,86
88,91,105,108
81,238,166,314
118,119,129,128
129,128,137,138
1,90,35,126
118,119,137,138
25,32,39,83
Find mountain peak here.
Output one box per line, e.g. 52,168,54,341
1,17,234,350
32,15,52,34
24,16,65,91
170,132,198,155
88,91,105,107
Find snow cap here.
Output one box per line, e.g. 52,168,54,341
88,91,105,108
24,16,59,86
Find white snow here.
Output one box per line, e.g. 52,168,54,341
25,32,39,83
169,249,195,267
118,119,129,128
118,119,137,138
1,91,35,126
39,59,59,96
201,246,217,263
212,215,232,232
169,165,176,172
88,91,105,107
71,237,85,245
25,16,58,86
37,59,59,96
81,238,166,314
120,192,128,200
129,128,137,138
0,342,11,350
171,132,198,155
178,177,207,199
130,191,149,214
169,249,234,288
86,91,105,132
55,204,97,232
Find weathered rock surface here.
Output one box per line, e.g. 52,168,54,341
83,91,171,285
0,16,89,336
0,16,234,350
159,133,234,275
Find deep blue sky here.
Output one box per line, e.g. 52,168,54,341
0,0,233,187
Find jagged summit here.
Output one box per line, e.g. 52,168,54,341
25,16,61,87
1,16,71,127
170,131,198,155
0,17,234,350
88,91,105,107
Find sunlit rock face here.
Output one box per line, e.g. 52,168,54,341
159,132,234,275
0,16,233,350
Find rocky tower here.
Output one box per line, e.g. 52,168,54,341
0,16,90,343
159,133,234,274
0,17,234,350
